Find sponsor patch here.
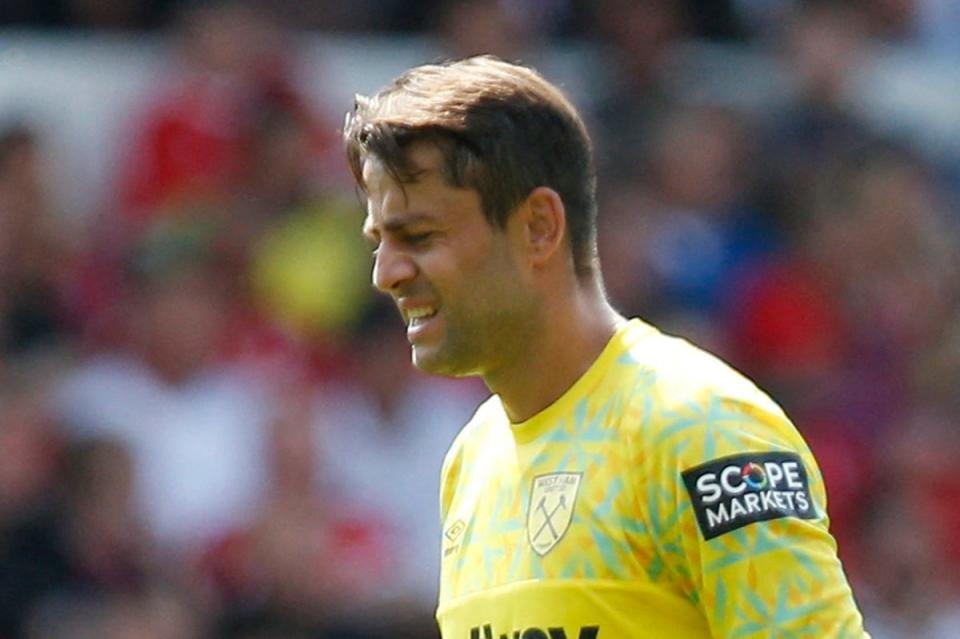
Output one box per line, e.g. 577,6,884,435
470,624,599,639
682,452,817,540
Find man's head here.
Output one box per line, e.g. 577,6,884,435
343,56,599,378
345,55,597,276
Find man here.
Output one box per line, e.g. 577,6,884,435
343,56,869,638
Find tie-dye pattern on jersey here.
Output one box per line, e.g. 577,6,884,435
437,319,869,639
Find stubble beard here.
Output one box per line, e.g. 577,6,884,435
409,306,482,378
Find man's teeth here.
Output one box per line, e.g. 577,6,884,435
407,308,437,325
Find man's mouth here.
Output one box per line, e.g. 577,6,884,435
405,306,439,328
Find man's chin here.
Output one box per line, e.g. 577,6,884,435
411,345,473,378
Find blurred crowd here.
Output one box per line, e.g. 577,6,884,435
2,1,960,638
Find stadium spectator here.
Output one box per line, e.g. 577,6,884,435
0,437,158,638
309,303,481,636
632,105,778,336
585,0,685,184
855,480,960,639
114,1,338,233
0,125,77,360
434,0,530,60
53,227,274,560
1,3,960,636
24,587,203,639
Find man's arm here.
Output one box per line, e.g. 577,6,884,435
635,390,870,638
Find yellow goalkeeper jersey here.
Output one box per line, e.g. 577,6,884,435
437,319,869,638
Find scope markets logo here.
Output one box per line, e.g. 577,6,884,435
682,452,817,540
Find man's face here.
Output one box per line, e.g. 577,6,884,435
362,144,533,377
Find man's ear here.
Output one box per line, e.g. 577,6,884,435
520,186,566,268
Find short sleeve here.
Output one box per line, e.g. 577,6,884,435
635,389,870,638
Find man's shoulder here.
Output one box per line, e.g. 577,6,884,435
461,393,504,433
615,323,799,453
440,395,504,471
622,324,782,413
438,394,508,518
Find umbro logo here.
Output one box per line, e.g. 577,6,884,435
445,519,466,542
443,519,467,558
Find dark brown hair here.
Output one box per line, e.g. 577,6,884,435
343,55,598,276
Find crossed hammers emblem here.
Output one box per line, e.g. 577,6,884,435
528,472,581,556
532,494,569,543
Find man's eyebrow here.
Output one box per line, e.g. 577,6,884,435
366,213,439,237
386,213,439,230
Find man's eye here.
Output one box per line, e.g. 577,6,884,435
406,232,433,245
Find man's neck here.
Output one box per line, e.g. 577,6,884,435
484,284,625,423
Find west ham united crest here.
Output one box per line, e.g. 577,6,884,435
527,472,582,556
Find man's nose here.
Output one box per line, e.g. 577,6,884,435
372,244,417,293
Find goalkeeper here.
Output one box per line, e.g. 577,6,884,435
343,55,870,638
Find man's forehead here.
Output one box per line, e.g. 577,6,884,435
362,171,442,234
360,154,389,190
361,143,446,190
